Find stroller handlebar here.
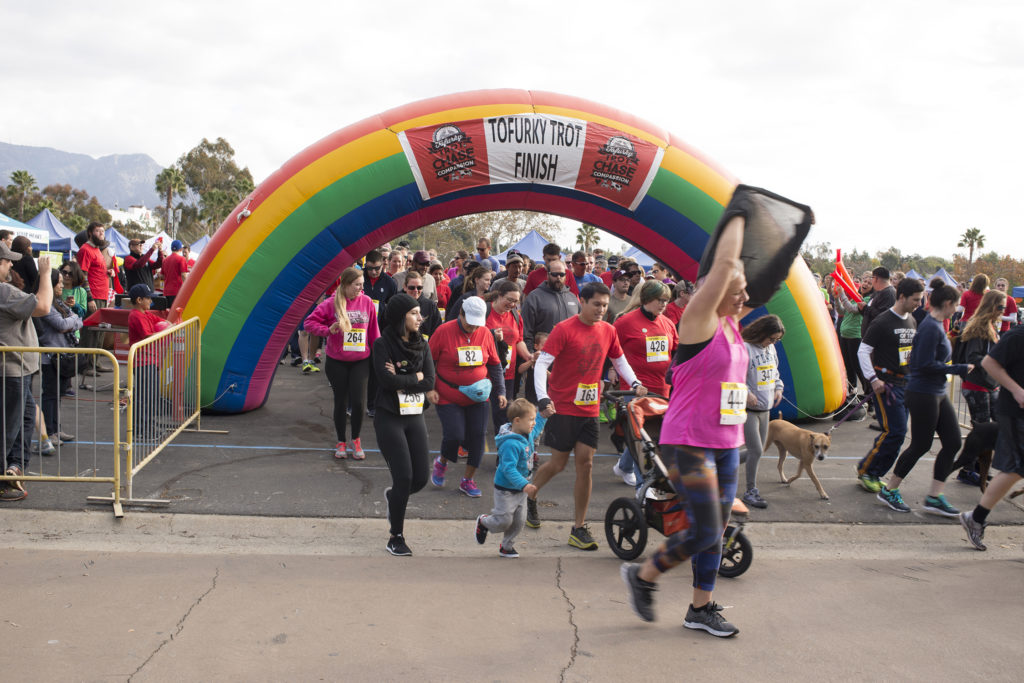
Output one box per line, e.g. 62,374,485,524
605,389,669,401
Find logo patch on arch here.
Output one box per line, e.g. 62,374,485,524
398,113,663,211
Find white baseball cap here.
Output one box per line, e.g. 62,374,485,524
461,296,487,326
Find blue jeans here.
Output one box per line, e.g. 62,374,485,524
3,375,36,473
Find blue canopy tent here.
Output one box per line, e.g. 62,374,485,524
104,226,132,258
930,267,958,287
496,229,549,264
1013,286,1024,301
26,208,75,252
0,210,50,250
904,268,923,281
190,234,211,255
623,245,655,269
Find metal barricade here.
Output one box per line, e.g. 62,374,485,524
948,375,973,430
112,316,225,506
1,347,123,516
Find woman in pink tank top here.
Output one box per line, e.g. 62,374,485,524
621,214,753,638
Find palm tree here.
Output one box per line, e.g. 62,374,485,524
576,223,600,253
9,170,38,220
155,167,187,237
957,227,986,267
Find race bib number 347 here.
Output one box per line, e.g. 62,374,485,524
720,382,747,425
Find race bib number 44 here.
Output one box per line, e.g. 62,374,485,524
646,335,669,363
720,382,747,425
457,346,483,366
574,383,599,406
398,390,424,415
344,328,367,352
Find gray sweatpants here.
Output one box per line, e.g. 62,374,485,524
743,410,771,490
481,488,527,549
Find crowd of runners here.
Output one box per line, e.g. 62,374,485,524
3,215,1023,640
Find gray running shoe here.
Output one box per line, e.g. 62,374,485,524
620,563,657,622
742,486,767,509
684,602,739,637
959,510,987,551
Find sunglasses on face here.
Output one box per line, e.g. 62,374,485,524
477,247,487,252
365,265,382,271
407,285,424,291
548,272,567,278
627,271,640,277
572,261,587,266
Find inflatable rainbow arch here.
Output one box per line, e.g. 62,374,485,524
173,89,845,416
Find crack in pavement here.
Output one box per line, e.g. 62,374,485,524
128,567,220,682
555,558,580,682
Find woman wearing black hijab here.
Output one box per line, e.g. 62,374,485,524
372,293,436,556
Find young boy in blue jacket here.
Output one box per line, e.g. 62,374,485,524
475,398,547,557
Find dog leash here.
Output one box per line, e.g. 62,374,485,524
828,393,876,433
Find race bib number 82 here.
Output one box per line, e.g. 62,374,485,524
458,346,483,366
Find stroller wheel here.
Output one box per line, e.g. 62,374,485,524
604,497,648,560
718,526,752,578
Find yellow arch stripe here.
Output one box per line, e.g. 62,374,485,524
786,259,845,410
182,128,401,324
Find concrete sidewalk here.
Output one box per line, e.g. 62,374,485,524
2,512,1022,682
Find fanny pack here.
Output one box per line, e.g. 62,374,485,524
438,375,492,403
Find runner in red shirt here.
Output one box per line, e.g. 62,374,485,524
994,278,1018,334
126,284,170,441
484,280,537,432
162,239,189,306
613,281,678,396
530,281,648,550
958,274,988,326
663,280,693,328
523,242,580,297
428,296,506,498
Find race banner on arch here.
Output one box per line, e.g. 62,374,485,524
397,113,664,212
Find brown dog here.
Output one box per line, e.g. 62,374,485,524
767,419,832,500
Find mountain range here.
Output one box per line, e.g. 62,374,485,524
0,142,164,210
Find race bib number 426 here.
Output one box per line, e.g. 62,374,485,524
720,382,747,425
646,336,669,363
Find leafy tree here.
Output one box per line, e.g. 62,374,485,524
576,223,600,252
957,227,986,269
404,211,563,264
155,166,188,236
8,170,38,220
171,137,255,235
876,246,903,272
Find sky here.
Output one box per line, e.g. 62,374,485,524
2,0,1022,259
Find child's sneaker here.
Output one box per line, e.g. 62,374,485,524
459,477,482,498
741,486,767,509
457,446,468,459
351,437,366,460
334,442,347,459
499,545,519,558
475,515,489,544
430,457,447,487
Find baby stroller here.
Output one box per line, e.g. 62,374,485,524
602,390,753,578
